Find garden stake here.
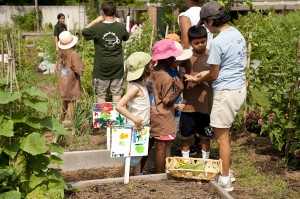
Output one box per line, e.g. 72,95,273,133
1,42,4,78
150,25,154,52
18,30,21,67
124,157,130,184
242,5,253,133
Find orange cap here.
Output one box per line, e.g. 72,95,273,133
165,33,181,43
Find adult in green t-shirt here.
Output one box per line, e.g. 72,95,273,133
82,0,129,103
54,13,67,53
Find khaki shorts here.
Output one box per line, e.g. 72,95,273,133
93,78,123,99
210,86,246,128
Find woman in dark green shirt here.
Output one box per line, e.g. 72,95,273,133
54,13,67,53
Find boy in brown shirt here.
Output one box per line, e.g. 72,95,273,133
180,25,213,159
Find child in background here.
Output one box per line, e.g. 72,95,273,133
180,25,213,159
150,39,191,173
116,52,152,176
56,31,84,125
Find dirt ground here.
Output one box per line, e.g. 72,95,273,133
60,130,300,199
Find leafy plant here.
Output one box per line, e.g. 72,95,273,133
234,11,300,165
11,9,42,31
71,93,93,136
0,79,67,198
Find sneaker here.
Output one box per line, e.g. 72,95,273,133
189,145,197,156
230,170,236,182
215,175,234,192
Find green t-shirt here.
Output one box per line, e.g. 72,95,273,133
82,22,129,80
53,23,67,38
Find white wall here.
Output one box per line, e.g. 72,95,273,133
0,6,87,31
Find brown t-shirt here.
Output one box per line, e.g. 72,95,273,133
56,52,84,101
181,52,213,115
150,70,176,137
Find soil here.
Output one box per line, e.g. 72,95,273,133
59,131,300,199
37,78,300,198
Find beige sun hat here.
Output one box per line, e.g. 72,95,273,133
126,52,151,81
174,41,193,61
57,31,78,50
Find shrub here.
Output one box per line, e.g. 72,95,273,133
234,11,300,166
11,9,42,31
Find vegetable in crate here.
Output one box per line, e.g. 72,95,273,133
179,163,205,170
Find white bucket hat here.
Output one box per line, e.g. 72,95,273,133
57,31,78,50
174,41,192,61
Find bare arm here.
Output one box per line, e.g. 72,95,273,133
85,16,104,28
116,85,144,131
55,36,59,53
179,16,191,49
164,77,184,108
185,65,219,83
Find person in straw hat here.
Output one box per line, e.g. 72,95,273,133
56,31,84,126
116,52,152,176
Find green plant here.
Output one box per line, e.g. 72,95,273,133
123,13,157,58
234,11,300,166
71,93,93,136
11,9,42,31
0,79,67,198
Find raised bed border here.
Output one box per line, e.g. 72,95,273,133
66,173,234,199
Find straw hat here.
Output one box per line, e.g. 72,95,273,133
57,31,78,50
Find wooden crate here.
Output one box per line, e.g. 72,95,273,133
166,157,222,181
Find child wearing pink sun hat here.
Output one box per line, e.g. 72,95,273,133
148,39,189,173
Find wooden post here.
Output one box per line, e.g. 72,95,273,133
18,31,21,67
150,25,154,52
1,42,4,78
241,26,252,133
165,25,169,38
106,127,111,150
35,0,39,31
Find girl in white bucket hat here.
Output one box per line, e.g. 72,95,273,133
56,31,84,125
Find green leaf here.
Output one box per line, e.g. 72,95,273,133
48,143,64,154
41,117,66,136
26,117,42,129
0,190,21,199
29,174,46,189
29,155,50,171
20,133,47,155
49,155,64,165
0,119,14,137
24,87,48,99
11,114,27,123
23,99,48,113
0,91,21,104
0,168,13,181
3,142,19,158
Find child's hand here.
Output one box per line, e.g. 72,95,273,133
173,77,184,91
179,67,186,77
133,117,144,132
194,71,209,78
175,103,185,111
184,74,198,82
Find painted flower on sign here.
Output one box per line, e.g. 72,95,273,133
101,103,114,114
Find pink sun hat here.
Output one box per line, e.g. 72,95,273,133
151,39,183,61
